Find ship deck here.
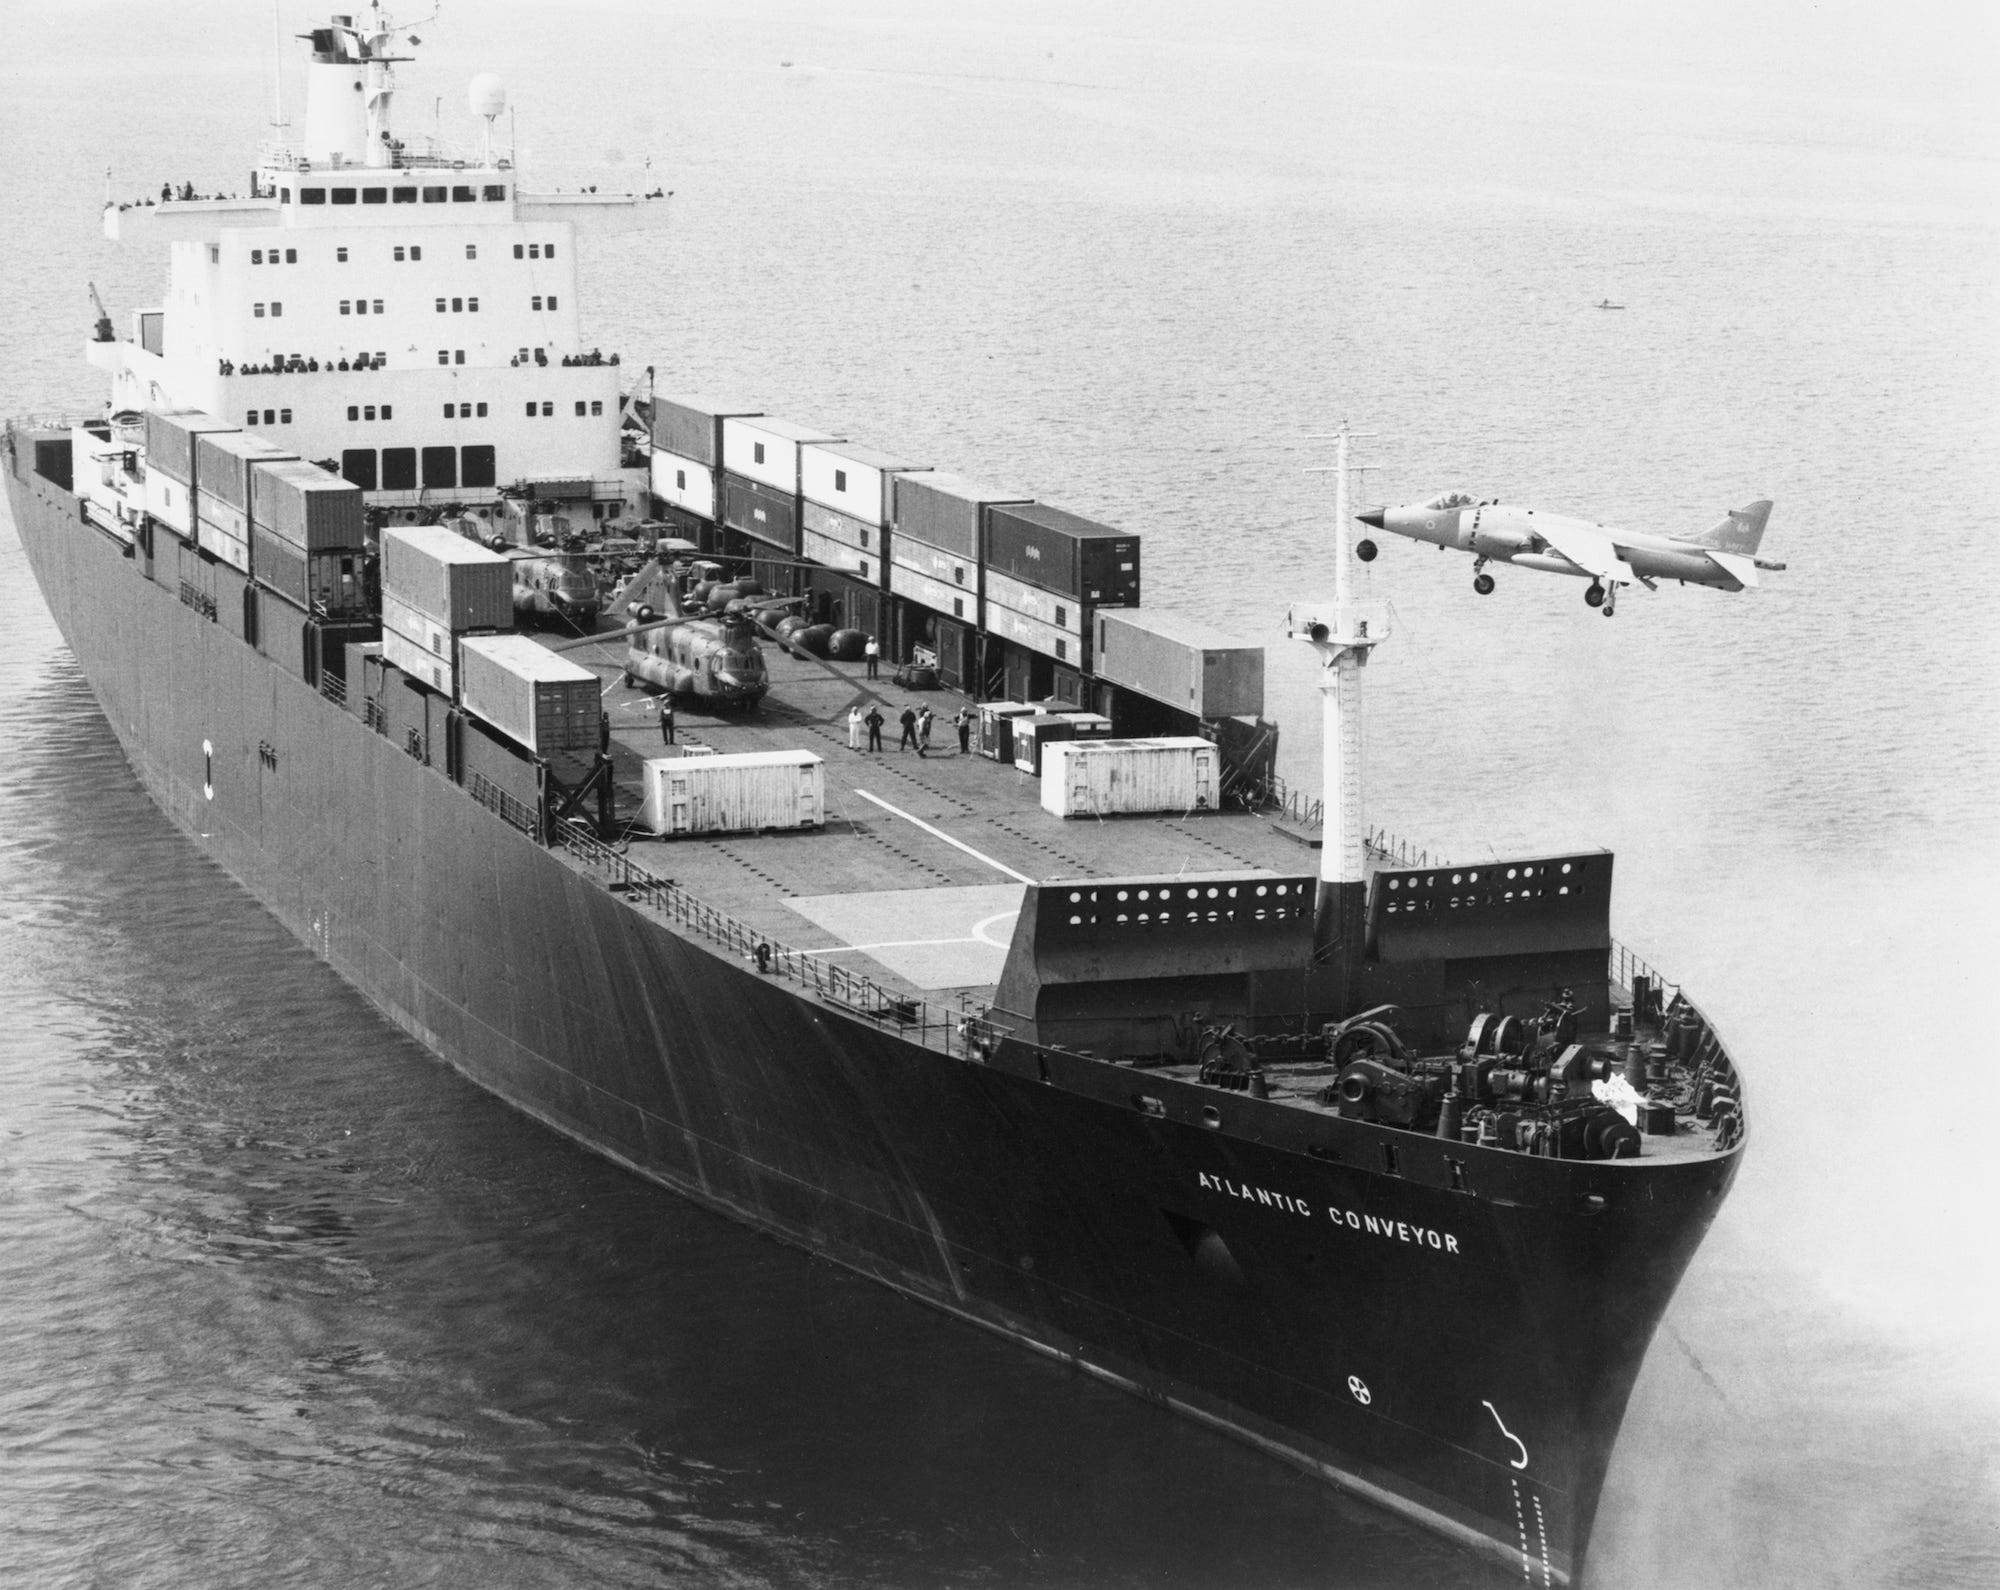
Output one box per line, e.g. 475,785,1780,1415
549,624,1313,1016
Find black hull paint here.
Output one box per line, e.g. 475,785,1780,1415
5,460,1742,1585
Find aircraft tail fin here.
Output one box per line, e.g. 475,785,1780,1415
1693,499,1773,554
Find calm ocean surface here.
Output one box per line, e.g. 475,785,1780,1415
1,3,1995,1586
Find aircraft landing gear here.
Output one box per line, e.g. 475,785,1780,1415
1602,587,1618,617
1355,538,1378,563
1584,581,1606,609
1473,573,1496,596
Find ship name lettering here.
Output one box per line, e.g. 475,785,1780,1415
1196,1170,1314,1218
1326,1203,1460,1255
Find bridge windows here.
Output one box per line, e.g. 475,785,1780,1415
422,185,447,203
331,188,356,205
382,448,417,490
452,185,476,202
461,445,496,488
336,247,348,262
299,187,325,204
341,449,377,490
341,445,493,493
362,187,387,205
421,446,457,488
483,184,506,201
392,186,417,204
465,244,477,259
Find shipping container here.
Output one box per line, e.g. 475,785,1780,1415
977,701,1039,762
800,528,877,585
215,561,252,642
1066,712,1115,740
1011,714,1077,777
346,640,383,717
889,533,976,590
251,525,369,616
248,458,366,552
196,431,298,512
984,566,1084,636
719,472,799,552
985,600,1087,670
636,750,826,837
649,395,761,469
888,561,978,624
143,409,236,486
256,585,312,682
1094,608,1265,719
382,592,458,663
721,416,843,495
196,511,251,574
382,523,514,631
649,448,716,520
382,621,454,697
801,498,882,556
1039,737,1221,818
458,636,596,752
143,467,195,537
890,472,1031,562
985,503,1141,606
800,441,925,526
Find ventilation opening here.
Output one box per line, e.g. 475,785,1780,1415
1162,1210,1248,1291
1381,1142,1400,1177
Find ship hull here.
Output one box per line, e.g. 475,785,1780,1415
5,456,1741,1585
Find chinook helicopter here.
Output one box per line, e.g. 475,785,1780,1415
506,547,602,630
596,555,791,709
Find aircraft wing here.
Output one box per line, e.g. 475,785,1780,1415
1704,550,1759,589
1534,519,1637,584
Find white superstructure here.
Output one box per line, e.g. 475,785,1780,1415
91,3,667,519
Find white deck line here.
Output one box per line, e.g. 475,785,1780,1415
850,789,1039,885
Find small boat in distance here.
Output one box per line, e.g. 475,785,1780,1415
1595,299,1626,309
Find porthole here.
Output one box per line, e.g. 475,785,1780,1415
1255,885,1268,896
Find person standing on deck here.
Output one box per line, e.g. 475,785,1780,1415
898,705,918,752
917,705,934,758
954,706,973,755
848,705,863,750
864,636,880,678
865,705,885,751
660,698,675,746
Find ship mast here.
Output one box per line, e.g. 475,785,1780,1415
1292,426,1389,992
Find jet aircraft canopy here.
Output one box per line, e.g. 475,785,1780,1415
1422,491,1479,511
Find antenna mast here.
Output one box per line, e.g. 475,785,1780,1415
1291,424,1390,994
271,0,286,127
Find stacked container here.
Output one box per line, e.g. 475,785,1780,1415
458,634,601,754
247,457,369,618
196,432,297,574
142,410,238,538
1093,609,1265,720
887,471,1029,626
976,701,1040,762
1039,737,1221,818
799,441,925,589
650,395,761,526
719,416,844,555
981,503,1139,673
637,750,826,837
380,524,513,694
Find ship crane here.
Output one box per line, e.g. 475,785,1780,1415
87,282,114,344
1290,426,1390,998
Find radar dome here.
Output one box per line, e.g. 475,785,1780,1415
468,74,507,120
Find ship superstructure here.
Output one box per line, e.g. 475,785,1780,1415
4,11,1748,1585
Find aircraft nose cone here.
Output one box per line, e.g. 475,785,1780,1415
1355,509,1386,529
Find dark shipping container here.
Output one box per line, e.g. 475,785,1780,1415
721,472,799,553
143,409,236,486
891,472,1030,563
650,395,761,469
984,503,1141,606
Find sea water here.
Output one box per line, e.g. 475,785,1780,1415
1,3,1994,1585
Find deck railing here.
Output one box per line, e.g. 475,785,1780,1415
549,821,1008,1062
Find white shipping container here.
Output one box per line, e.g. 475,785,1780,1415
458,634,602,754
984,567,1084,636
801,498,881,554
889,534,976,588
986,600,1086,669
382,592,456,661
800,528,878,585
196,512,251,574
721,416,843,494
888,562,978,624
382,622,454,696
800,441,924,526
650,448,716,520
382,523,514,632
1040,738,1221,818
637,750,826,837
143,468,194,537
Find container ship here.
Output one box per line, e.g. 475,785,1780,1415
2,8,1746,1584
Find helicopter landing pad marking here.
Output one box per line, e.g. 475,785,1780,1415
787,885,1023,989
850,789,1038,884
